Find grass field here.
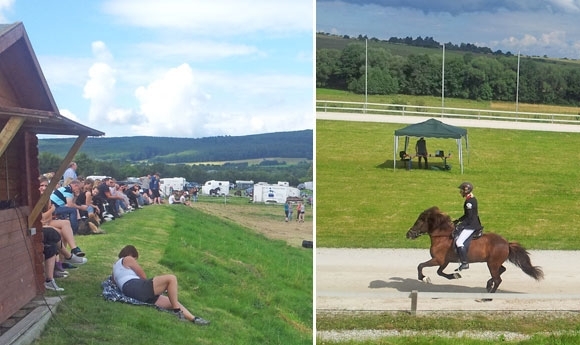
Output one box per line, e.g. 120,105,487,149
34,201,312,345
316,119,580,249
316,95,580,344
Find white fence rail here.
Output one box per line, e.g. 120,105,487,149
316,100,580,125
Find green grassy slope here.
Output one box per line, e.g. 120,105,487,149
35,204,312,345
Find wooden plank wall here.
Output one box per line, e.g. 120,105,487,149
0,206,37,324
0,133,42,324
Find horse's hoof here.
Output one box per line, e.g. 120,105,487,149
421,277,432,284
453,273,462,279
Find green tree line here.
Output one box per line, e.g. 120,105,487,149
317,40,580,105
40,152,312,187
38,131,313,186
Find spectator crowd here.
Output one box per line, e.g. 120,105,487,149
39,169,171,292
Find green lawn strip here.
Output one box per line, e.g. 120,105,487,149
316,120,580,249
35,205,312,345
317,313,580,345
316,334,580,345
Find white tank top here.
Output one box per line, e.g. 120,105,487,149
113,257,140,289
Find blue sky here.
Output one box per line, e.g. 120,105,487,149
317,0,580,59
0,0,313,138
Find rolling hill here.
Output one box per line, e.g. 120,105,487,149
39,130,313,163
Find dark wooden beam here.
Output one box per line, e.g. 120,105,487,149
0,116,25,157
27,135,87,226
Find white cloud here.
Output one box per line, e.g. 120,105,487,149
12,1,312,138
83,62,117,123
548,0,580,12
92,40,114,62
135,40,263,61
492,31,570,55
37,56,91,88
0,0,14,21
102,0,312,35
59,109,80,122
127,63,312,138
133,63,209,137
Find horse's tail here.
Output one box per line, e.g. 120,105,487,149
508,242,544,281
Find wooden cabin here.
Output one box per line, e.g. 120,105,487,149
0,22,104,324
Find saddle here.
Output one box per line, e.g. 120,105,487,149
452,226,484,253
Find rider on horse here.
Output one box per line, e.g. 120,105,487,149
453,182,483,272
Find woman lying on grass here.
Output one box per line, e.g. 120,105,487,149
112,245,210,325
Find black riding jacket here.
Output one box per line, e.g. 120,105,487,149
457,193,482,230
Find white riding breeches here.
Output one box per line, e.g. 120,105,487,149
455,229,475,247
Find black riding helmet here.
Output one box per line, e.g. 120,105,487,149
458,182,473,196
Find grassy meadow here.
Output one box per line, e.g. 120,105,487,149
34,201,312,345
316,94,580,344
317,312,580,344
316,119,580,249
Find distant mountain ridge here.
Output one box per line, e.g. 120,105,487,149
39,130,313,163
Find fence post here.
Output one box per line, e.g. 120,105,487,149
410,290,418,315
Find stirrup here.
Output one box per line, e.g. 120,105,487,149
455,263,469,272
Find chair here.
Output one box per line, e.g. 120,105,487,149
399,151,412,170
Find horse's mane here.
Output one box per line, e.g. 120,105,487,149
426,206,453,234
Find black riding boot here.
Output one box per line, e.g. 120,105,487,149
455,246,469,271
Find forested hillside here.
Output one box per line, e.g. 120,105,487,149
317,33,580,106
39,130,313,163
38,130,313,186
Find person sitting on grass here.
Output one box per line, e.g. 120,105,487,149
43,226,88,291
97,178,123,219
112,245,210,326
76,178,104,233
43,227,65,291
179,191,190,206
50,179,82,234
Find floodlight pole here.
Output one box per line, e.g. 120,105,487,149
516,51,520,116
441,43,445,116
365,38,368,113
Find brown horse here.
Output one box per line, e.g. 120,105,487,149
406,206,543,293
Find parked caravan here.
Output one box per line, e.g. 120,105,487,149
235,180,254,190
201,180,230,196
159,177,186,197
252,184,301,204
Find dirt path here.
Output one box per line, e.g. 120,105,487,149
317,248,580,312
191,201,313,248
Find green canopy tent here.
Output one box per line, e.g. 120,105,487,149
393,118,469,173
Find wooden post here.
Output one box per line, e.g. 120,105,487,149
410,290,418,315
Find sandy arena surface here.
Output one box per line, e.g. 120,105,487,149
317,248,580,312
192,201,313,248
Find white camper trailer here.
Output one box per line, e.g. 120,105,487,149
252,184,301,204
159,177,186,197
235,180,254,190
201,180,230,196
